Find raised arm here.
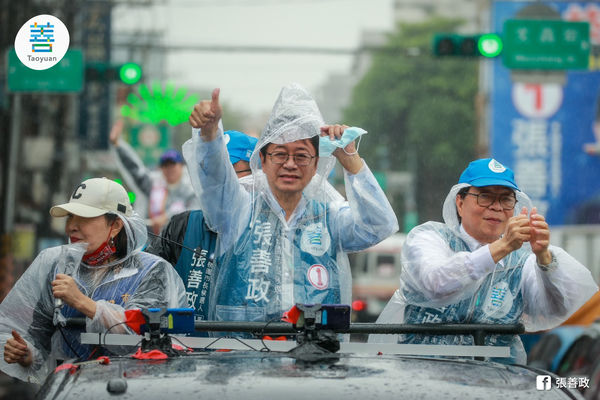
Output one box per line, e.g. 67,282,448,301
322,125,399,252
187,89,251,251
109,120,153,196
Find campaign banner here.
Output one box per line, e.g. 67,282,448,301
491,1,600,224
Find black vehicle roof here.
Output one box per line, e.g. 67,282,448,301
37,350,581,400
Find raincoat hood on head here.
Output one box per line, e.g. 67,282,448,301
249,83,338,202
112,212,148,262
256,82,324,147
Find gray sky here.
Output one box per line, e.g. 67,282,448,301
112,0,394,116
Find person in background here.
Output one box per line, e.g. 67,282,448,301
109,120,200,233
0,178,186,383
187,83,398,324
145,130,258,329
372,158,598,364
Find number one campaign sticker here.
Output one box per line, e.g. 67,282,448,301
511,82,563,119
14,14,70,70
307,264,329,290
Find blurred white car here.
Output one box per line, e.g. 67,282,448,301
350,234,405,322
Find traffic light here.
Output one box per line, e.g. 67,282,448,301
119,63,142,85
478,34,503,58
85,62,142,84
432,33,503,57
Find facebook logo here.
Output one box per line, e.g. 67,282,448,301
536,375,552,390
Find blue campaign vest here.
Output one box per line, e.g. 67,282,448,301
60,253,158,359
210,199,341,323
402,224,527,353
174,210,217,336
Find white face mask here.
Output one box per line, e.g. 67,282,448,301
318,127,367,157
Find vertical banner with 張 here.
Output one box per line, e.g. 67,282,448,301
491,1,600,225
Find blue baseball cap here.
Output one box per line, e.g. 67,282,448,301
224,130,258,164
159,149,184,166
458,158,519,191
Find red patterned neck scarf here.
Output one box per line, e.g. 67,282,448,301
82,229,116,266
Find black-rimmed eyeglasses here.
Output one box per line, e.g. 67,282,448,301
465,192,517,210
266,152,316,166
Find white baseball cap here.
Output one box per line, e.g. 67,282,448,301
50,177,133,218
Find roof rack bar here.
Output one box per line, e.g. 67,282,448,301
67,319,524,337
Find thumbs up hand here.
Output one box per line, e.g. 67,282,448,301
189,88,223,140
4,330,33,367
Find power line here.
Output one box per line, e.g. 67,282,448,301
111,42,423,56
114,0,385,7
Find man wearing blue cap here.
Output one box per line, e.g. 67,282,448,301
145,130,258,332
109,120,200,234
373,158,597,364
222,130,257,177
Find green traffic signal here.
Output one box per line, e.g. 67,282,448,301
85,62,143,83
119,63,142,85
432,33,503,57
478,34,503,58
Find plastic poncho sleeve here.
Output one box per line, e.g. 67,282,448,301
397,222,498,307
191,127,251,253
519,245,598,331
0,247,64,383
330,162,399,252
87,257,187,337
111,139,153,196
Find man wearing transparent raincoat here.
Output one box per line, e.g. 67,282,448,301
372,158,598,364
0,178,186,383
185,83,398,324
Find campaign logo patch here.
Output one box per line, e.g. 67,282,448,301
307,264,329,290
488,158,506,173
482,281,513,318
300,223,330,256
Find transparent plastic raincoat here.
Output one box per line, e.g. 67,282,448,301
373,183,598,364
184,83,398,324
0,212,186,383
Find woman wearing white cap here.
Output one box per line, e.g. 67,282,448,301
0,178,186,383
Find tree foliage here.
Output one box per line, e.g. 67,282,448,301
344,17,479,226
